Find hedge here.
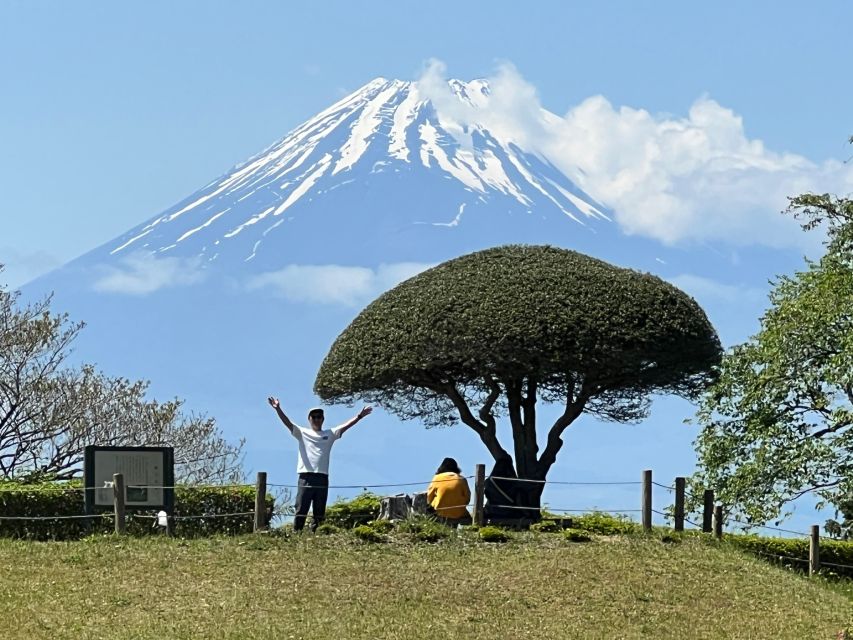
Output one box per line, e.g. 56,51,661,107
726,533,853,578
0,480,273,540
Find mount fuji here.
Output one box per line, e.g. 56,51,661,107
58,77,610,277
21,77,759,505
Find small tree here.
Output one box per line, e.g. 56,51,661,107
315,245,721,512
0,267,244,483
693,194,853,527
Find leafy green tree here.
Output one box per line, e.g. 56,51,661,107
692,194,853,527
0,267,244,482
315,245,721,512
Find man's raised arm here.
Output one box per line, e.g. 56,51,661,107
334,406,373,438
267,396,297,434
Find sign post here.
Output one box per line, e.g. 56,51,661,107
84,446,175,522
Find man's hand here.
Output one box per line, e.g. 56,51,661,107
268,396,295,432
357,406,373,420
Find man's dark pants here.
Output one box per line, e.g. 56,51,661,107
294,472,329,532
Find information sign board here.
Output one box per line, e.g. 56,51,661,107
84,446,174,512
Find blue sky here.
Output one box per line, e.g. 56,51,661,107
3,1,852,288
2,1,853,532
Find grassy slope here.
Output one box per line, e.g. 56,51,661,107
0,532,850,640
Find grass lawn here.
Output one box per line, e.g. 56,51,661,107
1,530,851,639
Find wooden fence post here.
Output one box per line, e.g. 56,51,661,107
113,472,126,535
702,489,714,533
642,470,652,531
713,505,723,539
674,477,685,533
474,464,485,527
809,525,820,577
254,471,267,533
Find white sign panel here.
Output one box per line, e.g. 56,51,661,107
93,449,166,507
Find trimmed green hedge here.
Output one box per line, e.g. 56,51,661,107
0,481,272,540
727,534,853,577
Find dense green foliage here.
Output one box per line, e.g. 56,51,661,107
693,194,853,525
726,534,853,578
0,480,271,539
478,526,510,542
563,529,593,542
572,511,639,535
324,492,381,528
316,245,721,506
352,524,386,542
529,519,562,533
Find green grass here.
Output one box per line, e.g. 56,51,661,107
0,531,850,639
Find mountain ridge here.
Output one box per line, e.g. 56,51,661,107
61,77,609,276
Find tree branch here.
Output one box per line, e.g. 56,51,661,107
537,381,592,474
436,379,510,463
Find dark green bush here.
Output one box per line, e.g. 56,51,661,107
324,492,381,529
573,512,638,535
352,524,386,543
0,480,271,540
563,529,592,543
479,526,510,543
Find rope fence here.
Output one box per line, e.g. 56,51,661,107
4,466,853,578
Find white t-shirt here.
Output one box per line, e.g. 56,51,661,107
290,425,344,475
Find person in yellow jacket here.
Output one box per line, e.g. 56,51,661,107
427,457,472,526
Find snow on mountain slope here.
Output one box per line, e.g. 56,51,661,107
83,77,609,271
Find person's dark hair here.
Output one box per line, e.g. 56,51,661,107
489,455,516,479
436,457,461,474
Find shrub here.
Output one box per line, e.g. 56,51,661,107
315,523,340,535
0,480,271,540
396,515,451,542
415,525,451,543
726,534,853,578
563,529,592,543
573,512,638,536
479,526,510,543
530,520,561,533
366,519,395,533
324,492,381,529
352,524,386,543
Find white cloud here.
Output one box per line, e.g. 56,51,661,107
246,262,434,306
666,274,766,305
0,247,62,289
92,252,207,295
416,62,853,250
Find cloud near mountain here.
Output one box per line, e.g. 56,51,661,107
417,60,853,249
92,253,207,295
246,262,434,306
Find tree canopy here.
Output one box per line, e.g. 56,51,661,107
316,245,721,497
692,193,853,527
0,268,244,483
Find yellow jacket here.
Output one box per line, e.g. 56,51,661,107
427,472,471,519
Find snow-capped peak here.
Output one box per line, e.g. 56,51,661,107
103,77,609,267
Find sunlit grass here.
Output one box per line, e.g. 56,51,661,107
0,530,850,639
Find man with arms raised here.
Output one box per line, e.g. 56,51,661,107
268,397,372,532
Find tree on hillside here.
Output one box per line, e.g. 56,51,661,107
315,245,722,513
0,268,245,483
692,193,853,527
